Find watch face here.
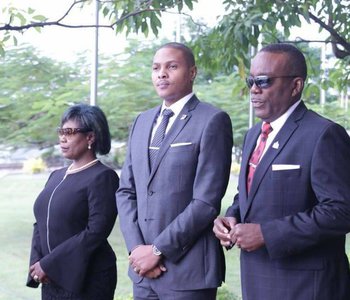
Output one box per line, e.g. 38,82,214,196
152,245,162,256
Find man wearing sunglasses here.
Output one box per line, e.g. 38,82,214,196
214,43,350,300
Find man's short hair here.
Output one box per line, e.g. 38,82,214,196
260,43,307,81
157,42,195,67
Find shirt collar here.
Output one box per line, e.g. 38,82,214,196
269,100,301,132
160,92,194,117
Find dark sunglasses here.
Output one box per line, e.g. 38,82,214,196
57,127,92,136
246,75,298,89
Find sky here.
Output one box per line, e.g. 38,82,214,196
1,0,330,64
2,0,225,62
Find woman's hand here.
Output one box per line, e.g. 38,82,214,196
29,261,50,284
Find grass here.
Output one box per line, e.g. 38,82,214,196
0,172,349,300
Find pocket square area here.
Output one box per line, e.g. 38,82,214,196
272,164,300,171
170,142,192,147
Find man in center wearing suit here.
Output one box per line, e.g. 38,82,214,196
213,43,350,300
117,42,233,299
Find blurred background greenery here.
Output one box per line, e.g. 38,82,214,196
1,1,349,170
0,39,348,170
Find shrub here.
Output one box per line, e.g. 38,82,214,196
22,157,47,174
217,283,241,300
115,294,133,300
231,162,240,176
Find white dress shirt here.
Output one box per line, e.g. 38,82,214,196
257,100,301,161
150,92,194,141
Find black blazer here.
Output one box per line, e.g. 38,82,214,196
27,162,119,293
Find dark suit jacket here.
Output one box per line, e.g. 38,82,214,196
27,162,119,293
117,95,233,290
226,101,350,300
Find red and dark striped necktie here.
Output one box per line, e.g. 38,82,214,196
247,122,273,194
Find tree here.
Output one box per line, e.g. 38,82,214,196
0,0,196,55
1,0,348,85
0,40,246,152
187,0,349,133
0,45,89,147
2,1,348,94
0,40,163,146
95,40,162,140
190,1,349,87
1,0,349,152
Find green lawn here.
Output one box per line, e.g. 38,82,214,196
0,172,348,300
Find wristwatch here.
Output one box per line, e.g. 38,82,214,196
152,244,162,256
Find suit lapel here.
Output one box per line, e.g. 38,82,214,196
148,96,199,184
243,102,308,221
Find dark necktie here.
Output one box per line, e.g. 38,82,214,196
149,109,174,169
247,122,273,193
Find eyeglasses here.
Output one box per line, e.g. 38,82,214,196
57,127,92,136
246,75,298,89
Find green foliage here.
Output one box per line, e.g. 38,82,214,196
0,41,166,147
1,0,349,113
0,39,349,157
0,45,90,147
196,74,249,157
96,40,162,140
328,56,350,93
186,0,349,140
115,295,133,300
217,283,241,300
0,5,47,52
309,101,350,129
1,1,349,154
1,0,197,53
190,0,350,90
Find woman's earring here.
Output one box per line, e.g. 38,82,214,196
88,144,91,150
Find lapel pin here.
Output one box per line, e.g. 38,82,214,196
272,141,279,149
180,114,187,120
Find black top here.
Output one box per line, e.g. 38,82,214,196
27,161,119,293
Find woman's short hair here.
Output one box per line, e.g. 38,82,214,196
60,103,111,155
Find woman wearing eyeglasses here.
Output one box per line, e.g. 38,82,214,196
26,103,119,300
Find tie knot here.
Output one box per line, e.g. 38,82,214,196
262,122,272,135
162,109,174,118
